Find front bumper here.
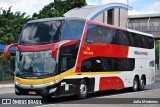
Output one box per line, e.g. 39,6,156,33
15,82,60,96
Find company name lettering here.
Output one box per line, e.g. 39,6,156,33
134,51,148,56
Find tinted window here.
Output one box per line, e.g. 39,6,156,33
62,20,85,40
20,20,62,45
129,32,154,49
147,36,154,49
128,32,136,47
112,30,130,46
141,36,149,48
81,57,135,72
85,24,154,49
135,34,143,47
59,42,80,73
86,24,113,44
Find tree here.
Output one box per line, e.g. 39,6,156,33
0,7,31,44
32,0,87,19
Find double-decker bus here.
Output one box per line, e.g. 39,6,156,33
4,17,155,99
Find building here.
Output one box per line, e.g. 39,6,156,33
64,3,131,28
128,14,160,39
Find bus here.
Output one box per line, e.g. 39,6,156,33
4,17,155,99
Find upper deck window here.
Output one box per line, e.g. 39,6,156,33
62,20,85,40
19,20,85,45
19,20,62,45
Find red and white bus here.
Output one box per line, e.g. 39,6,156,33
4,17,155,99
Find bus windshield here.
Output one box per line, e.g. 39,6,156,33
15,50,57,78
19,20,85,45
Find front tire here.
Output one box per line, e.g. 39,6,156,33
77,80,88,99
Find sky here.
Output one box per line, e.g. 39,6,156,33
0,0,160,16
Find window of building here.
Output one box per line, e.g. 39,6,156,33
107,9,114,25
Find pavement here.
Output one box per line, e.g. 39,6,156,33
0,81,14,88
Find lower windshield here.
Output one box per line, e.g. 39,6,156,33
15,50,56,78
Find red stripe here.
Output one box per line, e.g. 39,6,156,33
17,40,76,51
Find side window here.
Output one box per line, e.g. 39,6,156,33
81,58,94,72
134,33,143,48
141,35,149,48
62,20,85,40
129,32,136,47
59,42,80,73
112,30,130,46
81,57,135,72
147,36,154,49
85,24,113,44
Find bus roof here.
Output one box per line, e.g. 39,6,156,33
87,20,154,38
28,17,86,23
28,17,153,38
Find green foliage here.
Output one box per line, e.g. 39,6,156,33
32,0,87,19
0,0,87,44
0,6,31,44
0,53,13,81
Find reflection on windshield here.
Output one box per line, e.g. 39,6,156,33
19,20,85,45
62,20,85,40
20,21,62,45
15,50,56,77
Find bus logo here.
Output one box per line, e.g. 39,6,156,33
134,51,148,56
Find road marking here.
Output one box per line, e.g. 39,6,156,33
35,88,160,107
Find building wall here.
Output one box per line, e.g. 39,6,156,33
128,17,160,39
120,8,128,28
94,13,103,23
94,8,128,28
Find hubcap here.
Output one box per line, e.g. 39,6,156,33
134,80,138,90
141,79,145,88
80,84,87,96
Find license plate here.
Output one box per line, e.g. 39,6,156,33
28,91,36,95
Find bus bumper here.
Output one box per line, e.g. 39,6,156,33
15,83,59,96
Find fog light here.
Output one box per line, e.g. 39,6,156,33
49,88,57,93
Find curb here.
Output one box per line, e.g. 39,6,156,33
0,84,14,88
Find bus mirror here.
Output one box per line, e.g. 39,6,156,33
4,43,17,60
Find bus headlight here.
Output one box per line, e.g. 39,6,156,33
49,88,57,93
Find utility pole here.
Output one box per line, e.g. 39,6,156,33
126,0,129,28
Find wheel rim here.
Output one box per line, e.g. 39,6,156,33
141,79,145,89
133,79,138,90
80,84,87,96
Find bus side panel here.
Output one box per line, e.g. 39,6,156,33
99,76,124,91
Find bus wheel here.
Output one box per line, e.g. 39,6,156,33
131,77,139,92
77,80,88,99
139,76,145,91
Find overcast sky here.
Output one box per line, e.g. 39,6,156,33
0,0,160,16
